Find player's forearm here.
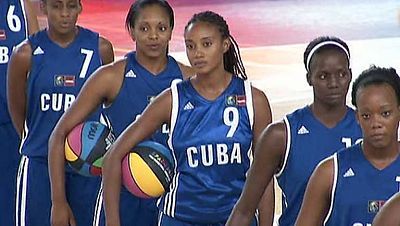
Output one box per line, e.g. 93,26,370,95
102,152,122,226
48,130,68,203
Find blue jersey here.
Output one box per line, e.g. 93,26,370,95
159,76,254,223
0,0,28,124
103,51,183,140
276,106,362,226
21,27,102,157
325,143,400,226
93,52,184,226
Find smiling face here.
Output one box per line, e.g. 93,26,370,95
307,48,352,108
130,4,172,59
42,0,81,35
356,83,400,149
184,21,229,75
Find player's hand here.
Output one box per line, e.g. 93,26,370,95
50,201,77,226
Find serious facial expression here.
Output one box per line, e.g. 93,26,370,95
308,49,351,107
184,21,229,75
356,83,400,149
43,0,81,35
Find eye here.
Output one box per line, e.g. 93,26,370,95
52,3,61,9
159,26,167,32
67,3,78,9
361,113,370,119
185,43,194,50
382,111,391,117
338,71,347,78
319,73,326,80
203,41,212,47
139,26,148,32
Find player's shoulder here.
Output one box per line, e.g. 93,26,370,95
12,39,32,59
314,154,335,177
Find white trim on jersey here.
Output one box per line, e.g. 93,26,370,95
16,155,29,226
19,0,28,38
244,80,255,165
324,153,338,224
244,81,254,165
92,183,103,226
18,120,29,154
99,112,113,132
275,117,291,177
244,80,254,130
157,211,163,226
164,81,180,217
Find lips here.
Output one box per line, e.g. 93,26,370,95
60,21,72,28
370,133,385,140
147,44,161,50
193,61,207,68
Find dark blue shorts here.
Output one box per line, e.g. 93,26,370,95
93,185,158,226
16,156,101,226
157,211,259,226
0,122,20,226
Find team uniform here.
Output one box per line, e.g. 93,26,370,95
157,76,258,226
16,27,104,226
93,51,184,226
324,143,400,226
275,106,362,226
0,0,28,225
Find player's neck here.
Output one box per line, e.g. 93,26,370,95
135,51,168,76
47,26,79,48
362,141,400,170
191,68,232,101
309,103,348,128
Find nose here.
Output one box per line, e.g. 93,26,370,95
194,47,204,58
327,74,339,89
60,6,70,17
370,114,383,129
148,28,158,40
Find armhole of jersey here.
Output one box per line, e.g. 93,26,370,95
324,153,338,224
275,117,291,177
167,81,179,151
19,0,28,38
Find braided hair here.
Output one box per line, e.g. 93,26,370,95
184,11,247,80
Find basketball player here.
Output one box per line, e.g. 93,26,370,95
295,66,400,225
1,1,38,225
102,10,272,226
226,36,363,226
7,0,114,225
372,192,400,226
48,0,193,226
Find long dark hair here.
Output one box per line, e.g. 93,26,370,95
185,11,247,80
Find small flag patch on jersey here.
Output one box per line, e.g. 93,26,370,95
368,200,386,213
226,95,246,106
64,75,75,87
297,125,309,134
0,30,6,40
54,75,76,87
236,95,246,106
343,168,355,177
